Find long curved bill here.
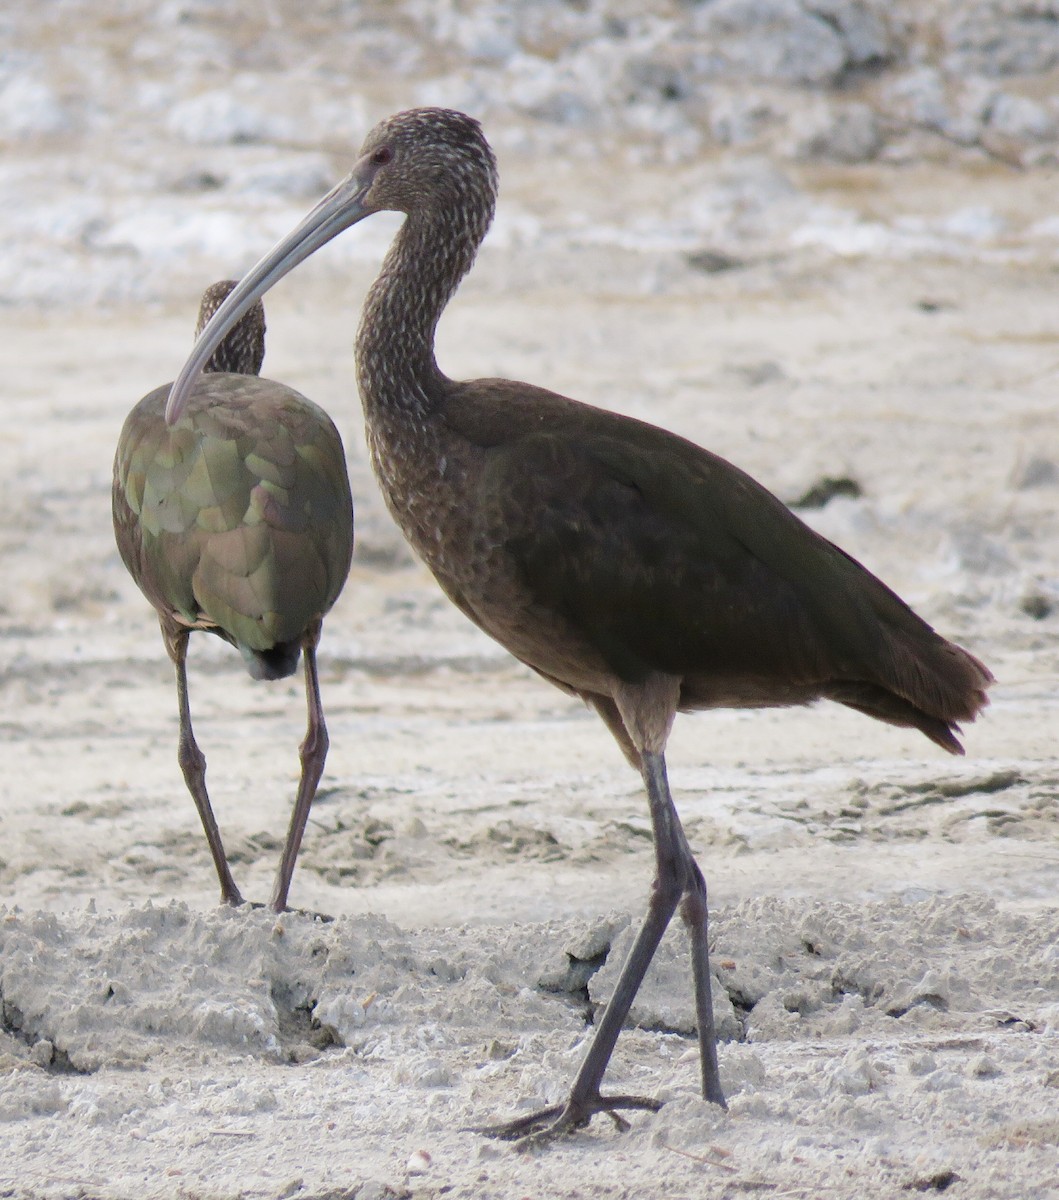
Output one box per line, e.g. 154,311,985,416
165,163,374,424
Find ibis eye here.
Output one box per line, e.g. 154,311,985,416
371,146,393,166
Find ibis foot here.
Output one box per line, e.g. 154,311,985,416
244,900,335,923
284,905,335,923
475,1092,663,1148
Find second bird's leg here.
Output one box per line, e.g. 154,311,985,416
481,748,717,1146
269,620,328,913
670,788,726,1110
165,625,244,908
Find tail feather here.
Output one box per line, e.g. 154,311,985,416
823,682,966,754
829,625,993,755
239,640,302,681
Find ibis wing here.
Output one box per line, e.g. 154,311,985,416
113,384,204,624
479,429,850,687
113,378,353,649
449,381,990,733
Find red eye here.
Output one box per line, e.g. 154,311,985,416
371,146,392,166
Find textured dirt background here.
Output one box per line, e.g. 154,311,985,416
2,247,1058,1200
2,2,1059,1197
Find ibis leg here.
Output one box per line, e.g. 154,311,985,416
167,626,244,908
585,694,643,771
481,749,724,1145
269,620,328,913
679,842,726,1108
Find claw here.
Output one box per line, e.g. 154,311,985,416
604,1109,631,1133
473,1093,663,1148
243,900,335,923
469,1104,566,1142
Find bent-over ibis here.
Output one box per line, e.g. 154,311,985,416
114,280,353,912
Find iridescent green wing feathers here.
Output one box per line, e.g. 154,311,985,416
113,375,353,654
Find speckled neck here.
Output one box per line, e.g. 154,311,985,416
355,187,494,421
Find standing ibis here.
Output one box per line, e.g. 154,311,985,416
163,112,992,1142
113,281,353,912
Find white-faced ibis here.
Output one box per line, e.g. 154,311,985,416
164,111,993,1143
114,281,354,913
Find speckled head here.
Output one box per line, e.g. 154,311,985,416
354,107,498,228
165,108,497,424
195,280,266,377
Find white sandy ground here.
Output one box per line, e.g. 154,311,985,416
1,173,1059,1198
